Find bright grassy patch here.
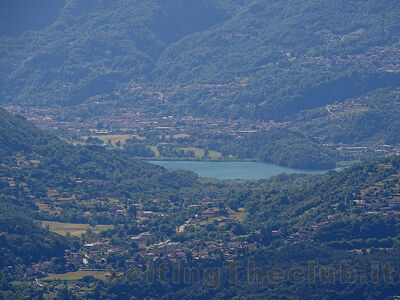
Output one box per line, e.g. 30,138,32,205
42,270,108,281
227,207,248,223
95,225,114,232
179,147,204,159
182,147,223,160
208,150,222,159
150,146,160,157
336,160,361,167
83,134,143,147
40,221,113,237
173,134,190,139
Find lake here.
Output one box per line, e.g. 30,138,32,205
149,160,327,180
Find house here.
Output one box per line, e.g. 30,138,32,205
47,189,59,199
201,197,218,204
137,210,170,218
72,178,84,183
65,251,85,267
271,230,281,237
137,210,154,218
131,232,153,242
83,241,110,250
188,205,200,209
353,200,366,205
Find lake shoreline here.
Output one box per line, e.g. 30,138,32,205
142,157,337,171
148,160,329,180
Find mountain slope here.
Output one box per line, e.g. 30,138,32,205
0,107,199,284
1,0,399,122
0,0,230,106
0,215,71,269
289,87,400,145
0,108,198,224
153,0,400,120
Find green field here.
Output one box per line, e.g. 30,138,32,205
83,134,143,147
179,147,222,159
179,147,204,158
150,145,222,160
227,207,248,224
40,221,113,237
42,270,109,281
208,150,222,160
149,146,160,157
336,160,362,167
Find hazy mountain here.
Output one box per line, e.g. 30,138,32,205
0,0,230,106
153,0,400,119
1,0,398,121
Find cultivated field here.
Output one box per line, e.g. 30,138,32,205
40,221,113,237
179,147,222,159
42,270,109,281
83,134,142,147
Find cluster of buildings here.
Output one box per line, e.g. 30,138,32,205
296,44,400,74
351,164,400,215
3,102,286,140
30,231,258,277
130,239,257,266
358,46,400,73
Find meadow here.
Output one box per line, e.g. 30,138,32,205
40,221,113,237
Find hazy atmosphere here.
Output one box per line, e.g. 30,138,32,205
0,0,400,299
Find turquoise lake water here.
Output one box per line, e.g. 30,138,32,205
149,160,327,180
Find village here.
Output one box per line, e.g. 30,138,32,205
4,101,400,163
3,103,287,140
3,44,400,163
3,157,400,288
18,172,400,281
21,195,259,281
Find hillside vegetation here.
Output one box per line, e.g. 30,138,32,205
1,0,399,121
1,107,400,298
289,87,400,145
0,0,230,106
0,108,198,224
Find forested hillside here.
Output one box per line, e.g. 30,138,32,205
0,108,199,296
0,0,230,106
154,0,400,119
1,109,400,298
1,0,399,121
289,87,400,145
0,107,198,224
